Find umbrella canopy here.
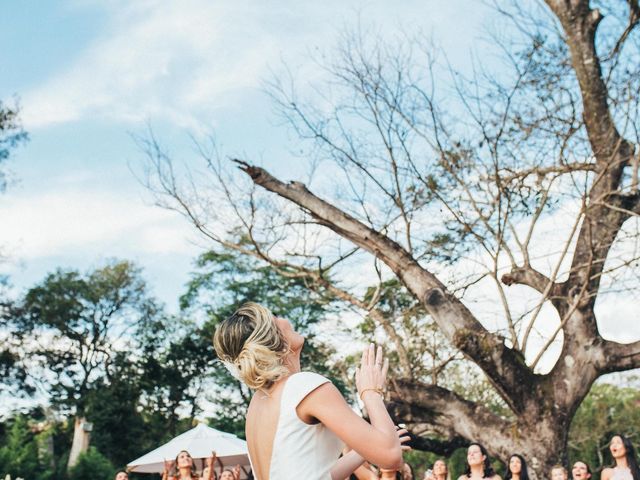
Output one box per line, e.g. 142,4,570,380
127,423,250,478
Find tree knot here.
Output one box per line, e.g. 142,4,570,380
501,273,515,286
289,181,308,191
425,288,444,306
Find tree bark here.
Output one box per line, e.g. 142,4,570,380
67,416,92,470
235,161,540,414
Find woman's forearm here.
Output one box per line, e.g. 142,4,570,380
331,450,366,480
360,391,403,469
362,391,399,446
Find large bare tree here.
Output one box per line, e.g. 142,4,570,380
142,1,640,477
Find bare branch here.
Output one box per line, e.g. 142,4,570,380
607,0,640,61
389,380,513,456
236,160,539,413
501,265,557,295
598,339,640,372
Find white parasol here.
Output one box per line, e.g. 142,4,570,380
127,423,250,478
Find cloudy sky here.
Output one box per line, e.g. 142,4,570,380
2,0,640,408
0,0,493,310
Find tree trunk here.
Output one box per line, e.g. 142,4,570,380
389,378,572,480
515,419,570,480
67,416,92,470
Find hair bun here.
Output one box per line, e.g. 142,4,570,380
214,302,290,390
235,342,289,390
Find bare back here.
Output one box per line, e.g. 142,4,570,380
244,372,345,480
245,380,287,480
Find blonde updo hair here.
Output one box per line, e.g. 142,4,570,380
213,302,290,390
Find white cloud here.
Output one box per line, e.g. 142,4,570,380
0,178,196,262
20,1,321,129
21,0,488,130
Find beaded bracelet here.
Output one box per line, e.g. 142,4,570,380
359,387,384,401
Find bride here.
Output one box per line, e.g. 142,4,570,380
213,302,405,480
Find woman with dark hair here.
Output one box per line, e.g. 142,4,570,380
425,459,449,480
162,450,200,480
504,454,529,480
457,443,501,480
602,435,640,480
114,471,129,480
571,461,591,480
219,467,241,480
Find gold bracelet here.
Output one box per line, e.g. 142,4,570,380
359,387,383,401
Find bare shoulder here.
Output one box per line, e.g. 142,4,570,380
457,475,468,480
491,475,502,480
602,467,614,480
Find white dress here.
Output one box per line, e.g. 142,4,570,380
251,372,344,480
611,467,633,480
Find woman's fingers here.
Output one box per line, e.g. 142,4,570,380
375,345,383,366
396,425,411,450
381,357,389,385
362,344,389,368
359,343,390,389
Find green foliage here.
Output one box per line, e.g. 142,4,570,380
84,353,149,468
1,95,27,387
569,381,640,470
404,450,439,479
137,316,215,437
68,447,114,480
449,447,469,480
2,258,224,475
7,260,158,413
0,97,28,192
0,414,54,480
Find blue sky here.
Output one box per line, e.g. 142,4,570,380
3,1,640,414
0,0,493,311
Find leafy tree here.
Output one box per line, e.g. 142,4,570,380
569,381,640,471
67,447,114,480
3,260,160,470
137,315,214,438
0,414,54,480
8,260,158,414
0,97,27,193
0,97,28,392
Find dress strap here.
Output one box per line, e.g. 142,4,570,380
281,372,330,413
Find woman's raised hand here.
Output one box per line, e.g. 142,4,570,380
206,451,217,469
232,464,241,480
397,426,412,451
355,343,388,402
162,459,174,480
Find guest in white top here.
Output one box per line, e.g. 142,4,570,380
213,302,404,480
602,435,640,480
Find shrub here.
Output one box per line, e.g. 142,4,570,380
68,447,114,480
